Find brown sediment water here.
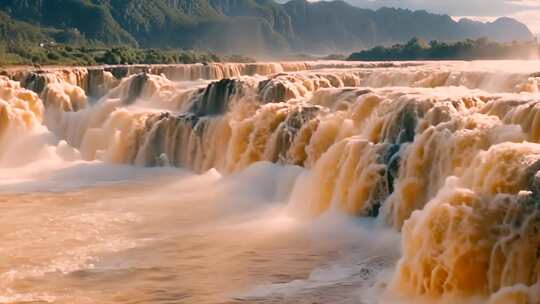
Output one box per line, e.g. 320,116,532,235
1,60,540,304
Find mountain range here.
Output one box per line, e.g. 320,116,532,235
0,0,534,55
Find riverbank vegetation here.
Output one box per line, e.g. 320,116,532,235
0,43,255,66
348,38,540,61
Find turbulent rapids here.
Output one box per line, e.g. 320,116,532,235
1,60,540,304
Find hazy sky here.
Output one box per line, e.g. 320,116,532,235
287,0,540,34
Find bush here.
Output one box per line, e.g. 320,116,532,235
47,51,61,61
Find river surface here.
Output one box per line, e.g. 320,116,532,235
0,161,399,304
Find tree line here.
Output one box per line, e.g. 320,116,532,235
0,43,255,67
348,38,540,61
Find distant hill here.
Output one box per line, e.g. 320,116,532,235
0,0,533,55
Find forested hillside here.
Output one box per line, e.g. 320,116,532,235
0,0,534,55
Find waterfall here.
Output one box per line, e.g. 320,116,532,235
1,60,540,303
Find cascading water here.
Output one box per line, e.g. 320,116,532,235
1,60,540,304
0,77,43,162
